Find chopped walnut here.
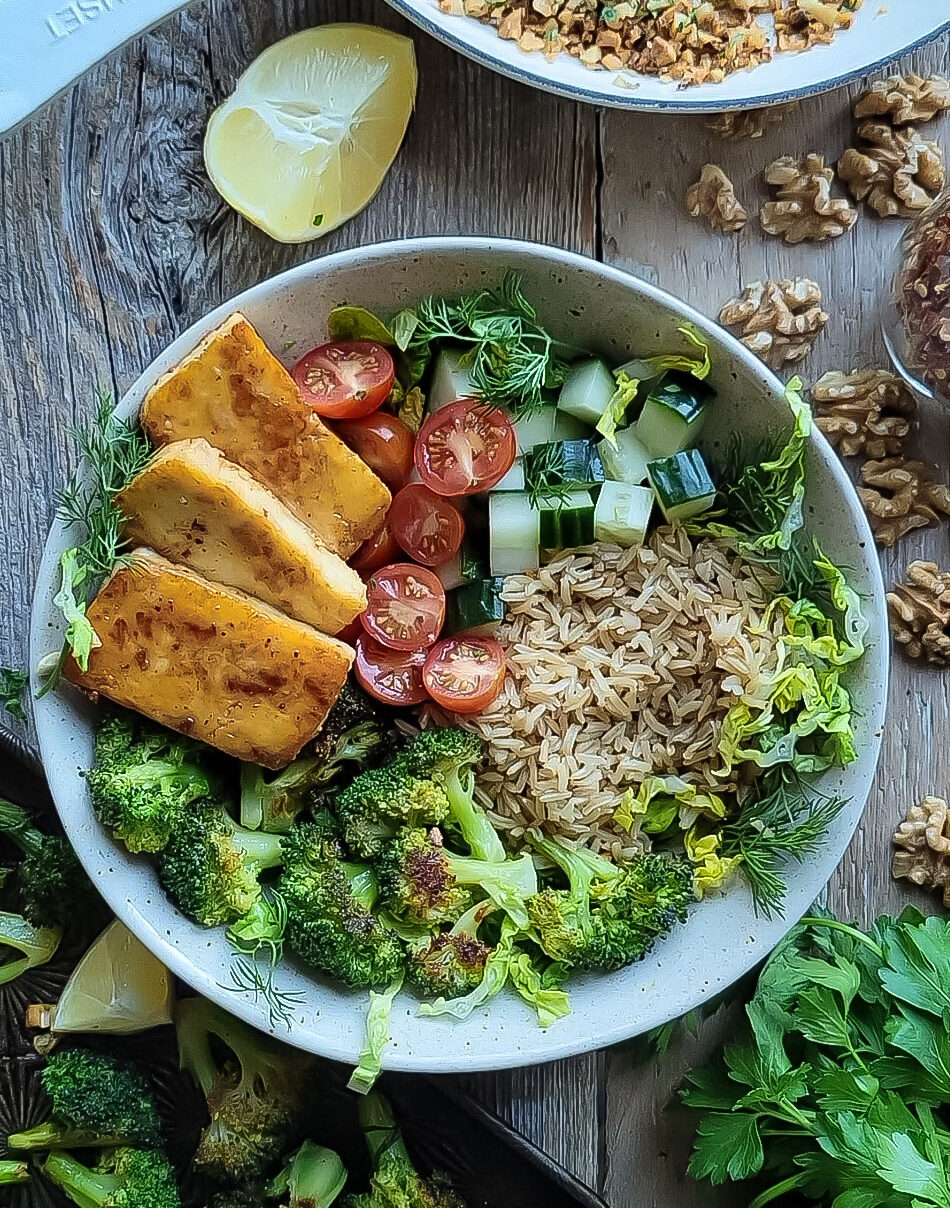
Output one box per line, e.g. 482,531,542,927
775,0,860,53
761,153,858,243
855,74,950,126
888,561,950,664
859,459,950,547
893,795,950,905
718,277,828,368
685,164,748,233
812,369,917,459
839,122,946,218
704,105,796,141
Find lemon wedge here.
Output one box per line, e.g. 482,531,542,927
204,25,417,243
28,919,174,1037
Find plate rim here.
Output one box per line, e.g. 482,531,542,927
383,0,950,113
29,235,889,1071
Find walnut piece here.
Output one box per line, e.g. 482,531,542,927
839,122,946,218
888,561,950,664
812,369,917,460
859,459,950,547
718,278,828,368
775,0,858,53
893,795,950,905
704,105,796,142
761,153,858,243
855,74,950,127
685,164,748,233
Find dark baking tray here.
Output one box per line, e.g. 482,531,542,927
0,724,607,1208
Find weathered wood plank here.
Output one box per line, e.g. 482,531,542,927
0,0,602,1188
600,39,950,1208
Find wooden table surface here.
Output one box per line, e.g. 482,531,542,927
1,5,948,1204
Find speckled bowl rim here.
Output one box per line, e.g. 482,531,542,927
29,237,888,1071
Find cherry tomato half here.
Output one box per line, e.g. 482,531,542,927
415,398,517,497
332,411,415,492
355,634,429,706
423,635,507,714
349,522,402,578
389,483,465,567
293,340,395,420
361,563,446,652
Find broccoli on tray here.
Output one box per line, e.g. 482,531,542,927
176,995,310,1185
344,1092,463,1208
267,1139,347,1208
85,708,224,854
0,796,98,929
41,1146,179,1208
7,1048,162,1152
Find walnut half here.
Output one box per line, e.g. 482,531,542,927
761,153,858,243
685,164,748,233
887,561,950,664
859,459,950,548
893,795,950,905
855,74,950,127
719,278,827,368
704,105,796,142
839,122,946,218
812,369,917,460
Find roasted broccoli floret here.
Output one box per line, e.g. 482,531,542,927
394,730,502,863
405,897,495,1000
176,996,308,1185
333,766,450,861
41,1147,179,1208
241,722,384,833
159,802,284,927
267,1140,347,1207
310,678,386,765
280,823,404,989
0,909,61,985
0,797,98,928
0,1159,28,1185
8,1048,161,1151
85,709,222,853
527,832,693,972
344,1093,464,1208
376,827,536,930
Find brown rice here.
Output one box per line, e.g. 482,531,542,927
456,526,783,859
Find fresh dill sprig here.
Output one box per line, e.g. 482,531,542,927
221,955,306,1031
221,892,303,1029
39,391,152,695
720,768,847,917
522,442,576,508
395,271,571,416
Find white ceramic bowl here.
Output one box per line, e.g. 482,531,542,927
384,1,949,112
30,238,887,1072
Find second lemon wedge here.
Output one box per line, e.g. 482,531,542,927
204,24,418,243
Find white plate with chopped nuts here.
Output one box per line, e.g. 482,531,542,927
385,1,949,113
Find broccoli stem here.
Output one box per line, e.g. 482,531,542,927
442,770,506,864
343,864,379,913
0,1159,28,1185
8,1121,125,1151
357,1092,404,1167
0,797,44,857
42,1151,117,1205
446,852,537,929
233,828,284,871
0,911,61,985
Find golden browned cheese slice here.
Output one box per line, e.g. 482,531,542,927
64,550,354,769
116,439,367,635
139,313,391,557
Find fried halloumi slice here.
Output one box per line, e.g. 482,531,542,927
139,313,391,557
116,439,366,636
64,549,354,769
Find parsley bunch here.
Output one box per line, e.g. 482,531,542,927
683,908,950,1208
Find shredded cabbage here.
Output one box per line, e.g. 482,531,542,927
685,828,741,898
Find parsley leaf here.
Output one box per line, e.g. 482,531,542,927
687,1112,764,1185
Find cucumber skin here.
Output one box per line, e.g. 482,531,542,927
445,578,507,635
647,449,716,523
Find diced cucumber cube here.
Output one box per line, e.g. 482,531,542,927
594,481,654,548
554,410,591,440
493,459,526,491
538,489,595,550
489,492,540,576
598,427,651,485
636,371,716,459
647,449,717,523
513,410,557,452
429,349,474,412
557,358,617,427
445,578,507,636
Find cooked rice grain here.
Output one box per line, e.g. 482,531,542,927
455,527,782,860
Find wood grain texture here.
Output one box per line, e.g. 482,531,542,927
1,4,949,1202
